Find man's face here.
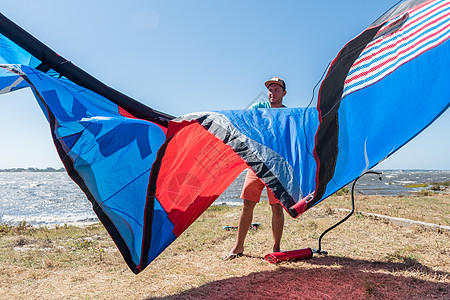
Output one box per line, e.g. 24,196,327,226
268,84,286,107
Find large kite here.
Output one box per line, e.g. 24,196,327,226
1,0,449,273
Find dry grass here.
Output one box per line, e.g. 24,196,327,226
324,193,450,225
0,194,449,299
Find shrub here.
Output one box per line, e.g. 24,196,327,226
0,224,11,234
335,186,350,196
417,189,432,196
429,185,441,191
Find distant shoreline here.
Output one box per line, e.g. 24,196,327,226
0,167,65,172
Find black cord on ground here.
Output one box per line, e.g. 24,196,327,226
313,170,382,255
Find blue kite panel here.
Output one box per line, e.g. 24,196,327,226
219,107,319,201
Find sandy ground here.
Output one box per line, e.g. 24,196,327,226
1,194,449,299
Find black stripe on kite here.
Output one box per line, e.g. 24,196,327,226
312,25,384,207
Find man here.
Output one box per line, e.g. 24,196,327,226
224,77,286,260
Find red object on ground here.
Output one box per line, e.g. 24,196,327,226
264,248,313,263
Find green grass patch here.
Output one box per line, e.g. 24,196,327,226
403,183,428,188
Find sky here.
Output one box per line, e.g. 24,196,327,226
0,0,448,170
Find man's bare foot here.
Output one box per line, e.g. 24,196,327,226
223,252,243,261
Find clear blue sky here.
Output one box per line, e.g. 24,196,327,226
0,0,448,169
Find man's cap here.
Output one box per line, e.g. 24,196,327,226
265,77,286,90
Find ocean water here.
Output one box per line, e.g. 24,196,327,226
0,172,97,226
1,170,449,226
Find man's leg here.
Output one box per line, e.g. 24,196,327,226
271,203,284,253
229,200,256,255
